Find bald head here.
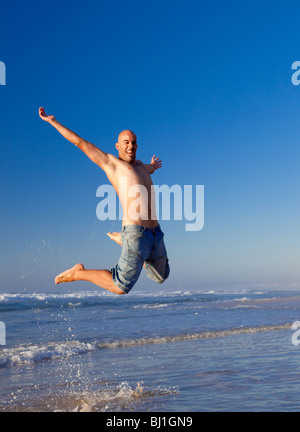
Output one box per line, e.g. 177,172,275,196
118,130,137,142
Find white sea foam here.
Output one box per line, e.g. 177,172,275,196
0,340,97,368
133,303,170,309
0,291,110,302
0,288,267,303
0,324,291,369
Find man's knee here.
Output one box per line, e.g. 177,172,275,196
117,289,126,295
111,266,138,295
112,283,127,295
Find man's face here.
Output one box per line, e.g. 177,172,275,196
116,131,137,163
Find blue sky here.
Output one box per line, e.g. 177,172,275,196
1,0,300,293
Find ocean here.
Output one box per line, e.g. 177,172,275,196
1,288,300,412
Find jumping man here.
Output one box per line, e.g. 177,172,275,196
39,107,170,295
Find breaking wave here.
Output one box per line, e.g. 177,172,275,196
0,323,291,369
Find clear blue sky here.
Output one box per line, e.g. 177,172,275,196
1,0,300,293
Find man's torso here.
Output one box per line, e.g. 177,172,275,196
104,155,158,228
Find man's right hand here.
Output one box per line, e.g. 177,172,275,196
39,107,56,123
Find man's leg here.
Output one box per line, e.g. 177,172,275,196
55,263,125,295
144,228,170,284
107,232,147,269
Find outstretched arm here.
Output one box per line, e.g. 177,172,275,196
39,107,112,170
144,155,162,174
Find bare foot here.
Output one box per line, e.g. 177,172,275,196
55,263,85,285
107,232,122,246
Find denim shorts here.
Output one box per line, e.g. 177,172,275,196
111,225,170,294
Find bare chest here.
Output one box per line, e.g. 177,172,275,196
109,162,153,193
